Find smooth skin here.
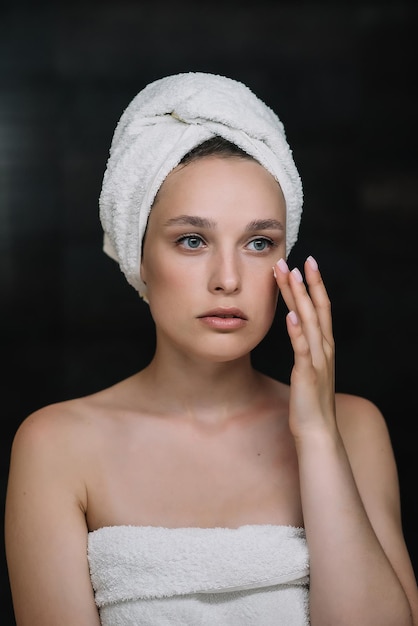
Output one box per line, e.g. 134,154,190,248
5,156,418,625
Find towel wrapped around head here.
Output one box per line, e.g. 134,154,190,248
99,72,303,299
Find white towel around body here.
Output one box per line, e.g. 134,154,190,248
87,524,310,625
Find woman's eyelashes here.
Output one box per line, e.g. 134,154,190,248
246,237,276,252
175,234,206,250
174,234,278,253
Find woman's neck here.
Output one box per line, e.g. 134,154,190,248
137,346,269,425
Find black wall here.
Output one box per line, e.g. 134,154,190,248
1,2,417,623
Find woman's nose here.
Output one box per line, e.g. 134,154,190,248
208,250,241,294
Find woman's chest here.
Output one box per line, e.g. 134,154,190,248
86,414,302,530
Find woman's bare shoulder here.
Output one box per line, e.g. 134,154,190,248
11,374,141,458
334,392,395,465
15,394,101,442
335,392,390,441
10,402,94,484
334,392,398,500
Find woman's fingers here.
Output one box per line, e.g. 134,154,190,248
276,257,337,439
285,310,313,373
273,258,297,312
274,256,334,359
287,265,326,363
304,256,334,348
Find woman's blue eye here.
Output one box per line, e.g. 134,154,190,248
178,235,204,249
248,238,272,252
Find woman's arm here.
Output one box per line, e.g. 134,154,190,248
5,406,101,626
337,393,418,622
274,256,418,626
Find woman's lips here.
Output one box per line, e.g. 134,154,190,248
197,308,247,330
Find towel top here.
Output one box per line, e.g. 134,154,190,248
87,523,309,606
99,72,303,298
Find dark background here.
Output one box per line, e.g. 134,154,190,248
1,1,417,622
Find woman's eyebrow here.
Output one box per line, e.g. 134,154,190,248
163,216,284,231
245,219,284,231
163,215,216,229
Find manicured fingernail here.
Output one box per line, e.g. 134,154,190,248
288,310,298,325
276,258,289,273
307,255,318,271
291,267,303,283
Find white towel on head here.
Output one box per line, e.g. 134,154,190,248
99,72,303,298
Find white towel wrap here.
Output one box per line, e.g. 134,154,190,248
87,524,310,625
99,72,303,299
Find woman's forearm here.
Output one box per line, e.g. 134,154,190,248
297,431,413,626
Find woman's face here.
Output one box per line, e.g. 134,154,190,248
141,156,286,363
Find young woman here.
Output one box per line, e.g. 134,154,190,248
5,72,418,625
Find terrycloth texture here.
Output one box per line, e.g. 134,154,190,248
88,524,310,625
99,72,303,298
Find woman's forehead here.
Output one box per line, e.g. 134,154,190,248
151,156,286,220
